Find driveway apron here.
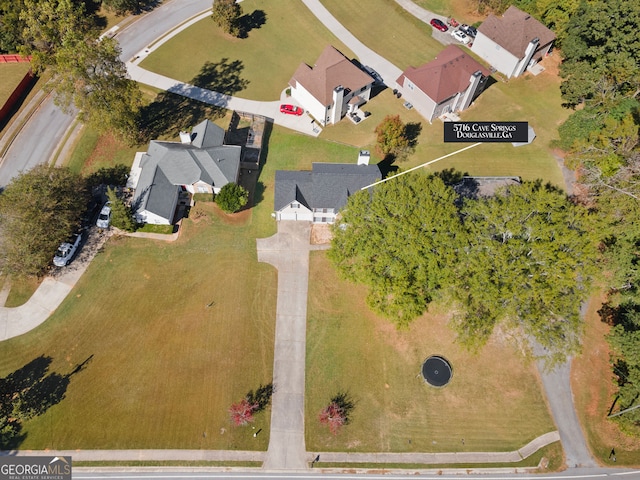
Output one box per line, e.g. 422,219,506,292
257,221,313,470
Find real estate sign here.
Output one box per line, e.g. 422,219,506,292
444,122,529,142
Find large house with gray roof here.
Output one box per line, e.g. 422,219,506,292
274,162,381,222
129,119,241,225
470,6,555,79
396,45,491,122
288,46,375,127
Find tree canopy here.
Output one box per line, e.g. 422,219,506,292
374,115,413,161
329,173,466,327
215,183,248,213
19,0,142,143
211,0,243,37
0,165,88,277
454,181,597,364
329,174,597,364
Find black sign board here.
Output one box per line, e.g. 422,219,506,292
444,122,529,143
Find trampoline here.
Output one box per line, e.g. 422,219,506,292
421,355,452,387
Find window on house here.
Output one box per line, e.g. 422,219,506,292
198,186,208,193
291,202,300,209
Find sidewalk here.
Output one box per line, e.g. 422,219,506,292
0,228,111,341
2,430,558,465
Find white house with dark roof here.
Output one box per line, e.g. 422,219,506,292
396,45,491,122
471,6,555,79
274,163,381,223
130,119,241,225
288,46,375,127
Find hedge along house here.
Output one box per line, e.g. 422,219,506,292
470,6,555,79
129,120,241,225
288,46,375,127
274,157,381,223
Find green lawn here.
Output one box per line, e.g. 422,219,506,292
319,0,444,69
140,0,357,101
0,63,31,107
0,205,277,450
306,251,555,452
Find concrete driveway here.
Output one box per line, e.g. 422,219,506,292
257,221,328,470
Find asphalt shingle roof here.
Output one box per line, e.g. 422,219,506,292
477,6,556,58
274,163,381,212
289,46,374,106
133,120,240,221
396,45,490,103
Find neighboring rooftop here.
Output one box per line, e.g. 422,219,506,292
397,45,491,103
477,6,556,58
289,46,374,106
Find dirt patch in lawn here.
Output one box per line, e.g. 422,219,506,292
311,224,333,245
82,132,123,173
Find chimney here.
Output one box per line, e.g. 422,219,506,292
357,150,371,165
179,131,191,144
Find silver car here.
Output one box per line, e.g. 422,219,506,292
96,202,112,229
53,233,82,267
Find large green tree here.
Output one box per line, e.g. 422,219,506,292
0,165,88,276
211,0,243,37
329,173,466,327
20,0,142,143
215,182,248,213
559,0,640,108
455,181,597,364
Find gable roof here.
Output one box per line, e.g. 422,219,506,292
477,6,556,58
274,163,381,211
134,119,240,220
289,46,374,106
396,45,491,103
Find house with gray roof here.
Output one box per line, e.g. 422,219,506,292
129,119,241,225
274,162,381,222
470,6,555,79
288,46,375,127
396,45,491,122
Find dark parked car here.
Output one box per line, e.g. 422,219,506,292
459,24,477,37
430,18,448,32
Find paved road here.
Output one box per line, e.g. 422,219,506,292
0,95,75,188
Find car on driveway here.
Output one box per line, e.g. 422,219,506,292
53,232,82,267
459,24,477,38
96,202,112,229
430,18,448,32
451,29,471,45
280,104,304,116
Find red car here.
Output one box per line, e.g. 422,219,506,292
430,18,448,32
280,104,304,116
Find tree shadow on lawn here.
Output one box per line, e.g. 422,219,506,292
237,10,267,39
138,58,249,142
0,355,93,450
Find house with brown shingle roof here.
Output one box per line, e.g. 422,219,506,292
288,46,375,126
470,6,555,79
395,45,491,122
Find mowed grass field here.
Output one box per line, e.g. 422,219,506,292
319,0,443,69
0,63,31,107
140,0,356,101
0,206,277,449
306,252,556,452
